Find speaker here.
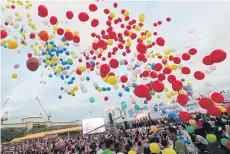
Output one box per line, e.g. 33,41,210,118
124,121,129,129
109,112,113,123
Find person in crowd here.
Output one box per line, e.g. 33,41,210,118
97,141,106,154
136,141,144,154
102,139,114,154
166,127,187,154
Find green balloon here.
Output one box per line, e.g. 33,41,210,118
221,138,228,146
89,97,95,103
134,104,140,110
206,134,217,143
121,102,127,110
151,90,155,96
186,126,195,134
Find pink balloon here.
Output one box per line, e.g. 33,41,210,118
63,70,67,75
131,98,136,104
133,114,137,118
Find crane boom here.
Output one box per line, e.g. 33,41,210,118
35,97,51,121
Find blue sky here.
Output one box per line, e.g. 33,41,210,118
1,1,230,123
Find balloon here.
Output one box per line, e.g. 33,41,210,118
139,13,145,22
50,16,58,25
154,63,163,71
89,4,98,12
226,140,230,150
206,134,217,143
209,65,216,71
221,138,228,146
151,126,158,134
14,64,20,69
136,43,147,54
1,29,7,39
134,85,150,98
182,53,190,61
104,96,108,101
66,11,74,19
181,67,190,74
156,37,165,46
199,98,214,109
39,30,49,41
211,92,224,103
177,94,188,106
100,64,110,75
12,73,18,79
128,150,136,154
172,80,183,91
188,48,197,55
107,76,117,85
189,119,196,126
168,75,176,83
186,126,195,134
121,102,127,109
178,111,191,121
120,76,128,83
163,148,176,154
207,106,221,117
134,104,140,110
26,57,39,72
133,114,137,118
152,80,164,92
204,81,212,87
194,71,205,80
131,98,136,104
78,12,89,22
210,49,227,63
7,40,18,49
91,19,99,27
109,59,119,69
202,55,214,65
149,143,160,153
89,97,95,103
38,5,48,17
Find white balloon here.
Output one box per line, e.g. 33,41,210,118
169,48,176,53
95,50,100,55
192,93,200,99
113,84,119,90
166,109,170,113
1,5,5,11
96,64,100,69
127,63,133,70
132,71,137,77
14,22,19,29
17,50,21,53
80,76,85,81
64,89,68,93
134,67,141,74
142,77,148,80
92,82,98,87
134,52,138,57
79,83,84,88
93,38,99,43
145,65,151,71
131,58,135,62
43,19,48,25
209,65,216,71
72,55,78,59
28,18,32,22
58,43,64,49
204,69,211,74
131,76,137,82
204,87,213,94
127,81,133,87
85,51,90,57
204,81,212,87
136,61,142,66
178,64,183,69
197,107,207,114
96,70,100,75
175,52,181,56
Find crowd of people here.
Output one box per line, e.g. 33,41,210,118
1,114,230,154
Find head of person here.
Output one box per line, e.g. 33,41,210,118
99,141,106,150
105,139,114,151
166,127,177,141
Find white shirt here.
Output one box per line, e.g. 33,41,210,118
96,149,104,154
195,135,208,145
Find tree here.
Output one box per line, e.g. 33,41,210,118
1,128,27,142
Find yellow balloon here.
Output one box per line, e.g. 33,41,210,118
107,76,118,85
73,86,78,91
110,12,115,19
56,68,62,73
47,45,53,50
124,11,129,17
146,31,152,38
149,143,160,153
141,36,146,40
164,50,171,55
129,31,132,36
8,40,18,49
97,87,102,92
187,82,192,86
155,52,160,56
189,119,196,126
171,64,178,70
45,54,50,60
179,90,185,94
156,94,160,99
167,93,171,98
139,13,145,23
128,150,136,154
151,54,155,58
164,88,168,92
135,25,141,31
103,76,108,82
108,39,113,46
163,148,176,154
73,31,79,36
12,73,18,79
70,90,74,95
126,42,131,48
151,126,158,134
79,66,86,72
147,40,151,45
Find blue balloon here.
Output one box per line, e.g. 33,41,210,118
144,100,148,104
153,106,158,111
132,83,137,88
65,75,69,78
185,140,191,144
106,87,111,91
179,135,184,140
86,76,90,81
60,87,64,90
102,87,106,91
65,51,70,56
71,77,75,80
118,92,123,97
58,95,62,99
42,59,46,63
125,87,130,92
151,63,155,70
162,109,166,114
90,61,95,66
156,134,161,139
48,74,52,78
120,60,124,65
168,113,173,119
61,37,66,41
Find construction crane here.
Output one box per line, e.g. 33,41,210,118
1,98,10,124
35,97,51,121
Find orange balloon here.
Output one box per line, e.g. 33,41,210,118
39,30,49,41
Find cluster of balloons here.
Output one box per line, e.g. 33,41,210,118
1,0,229,119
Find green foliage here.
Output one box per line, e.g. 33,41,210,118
1,128,27,143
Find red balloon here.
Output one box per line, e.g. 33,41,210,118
113,2,118,8
26,57,39,72
152,80,164,92
38,5,48,17
64,31,73,41
146,83,152,90
154,63,163,71
227,106,230,116
226,140,230,151
73,36,80,43
142,71,149,77
173,57,181,64
167,75,176,83
157,73,165,81
78,12,89,22
211,92,224,103
156,37,165,46
207,106,221,117
146,95,152,101
109,59,119,69
202,55,214,65
199,98,214,109
210,49,227,63
50,16,58,25
162,59,167,65
0,29,7,39
100,64,110,75
66,11,74,19
91,19,99,27
136,43,147,54
137,54,146,62
89,4,98,12
194,71,205,80
181,67,190,75
188,48,197,55
166,17,171,22
134,85,150,98
28,53,32,58
29,33,35,39
178,111,191,121
163,67,172,74
120,76,128,83
39,30,49,41
108,72,115,76
150,71,157,78
182,53,190,61
104,96,109,101
57,28,64,35
172,80,183,91
177,94,188,106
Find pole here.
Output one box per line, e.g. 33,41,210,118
1,98,10,109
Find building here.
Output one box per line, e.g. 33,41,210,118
1,116,81,130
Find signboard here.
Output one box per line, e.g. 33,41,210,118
82,117,105,135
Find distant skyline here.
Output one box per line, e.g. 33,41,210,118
1,1,230,123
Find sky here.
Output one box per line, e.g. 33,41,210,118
1,0,230,123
